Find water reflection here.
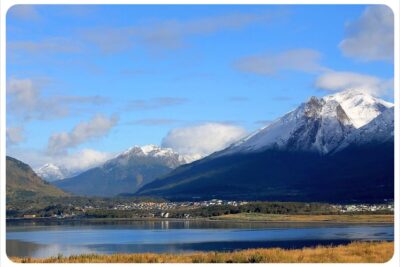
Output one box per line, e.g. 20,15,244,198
6,220,394,259
7,240,97,258
161,221,169,229
8,219,364,230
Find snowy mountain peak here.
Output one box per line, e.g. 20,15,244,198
141,144,162,154
336,107,394,151
118,144,180,159
35,163,71,182
109,144,190,169
323,89,393,128
304,96,324,118
217,89,393,156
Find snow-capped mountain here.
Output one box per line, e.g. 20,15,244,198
336,107,394,150
36,145,193,183
53,145,190,197
110,144,189,168
137,89,394,202
323,89,393,128
35,163,72,182
217,89,393,156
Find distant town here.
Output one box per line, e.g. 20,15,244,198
15,199,394,220
332,203,394,213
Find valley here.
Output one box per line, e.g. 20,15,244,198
6,90,395,220
4,4,396,263
5,89,395,263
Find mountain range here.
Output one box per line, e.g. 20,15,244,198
6,89,395,203
136,90,394,203
52,145,190,197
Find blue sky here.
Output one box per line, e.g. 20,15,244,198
6,4,394,170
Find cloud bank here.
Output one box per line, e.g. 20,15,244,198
8,147,114,174
9,37,82,55
60,149,113,172
162,123,248,158
315,71,393,96
81,11,280,53
6,127,25,145
235,49,327,76
339,5,394,62
7,77,109,121
47,114,119,155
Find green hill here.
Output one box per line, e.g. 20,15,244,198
6,156,68,200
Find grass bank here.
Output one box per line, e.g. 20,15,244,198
211,213,394,223
8,213,394,224
11,241,393,263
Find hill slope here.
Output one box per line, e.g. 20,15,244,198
6,156,68,200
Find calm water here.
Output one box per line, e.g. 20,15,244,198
6,220,394,258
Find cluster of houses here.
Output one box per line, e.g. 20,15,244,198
332,203,394,213
110,199,249,211
21,201,393,219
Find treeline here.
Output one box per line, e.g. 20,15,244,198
6,195,165,218
168,202,392,218
168,202,338,218
6,197,393,219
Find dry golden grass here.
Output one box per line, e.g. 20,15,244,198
212,213,394,223
10,241,394,263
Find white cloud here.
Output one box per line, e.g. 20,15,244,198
315,71,393,96
235,49,327,75
339,6,394,62
60,149,114,172
162,123,248,158
81,12,281,53
8,33,82,65
6,127,25,145
7,147,114,174
47,114,119,155
7,78,40,112
7,77,109,121
9,38,82,55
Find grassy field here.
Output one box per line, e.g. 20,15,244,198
11,241,393,263
211,213,394,223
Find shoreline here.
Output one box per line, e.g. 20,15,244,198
6,214,394,224
9,241,394,263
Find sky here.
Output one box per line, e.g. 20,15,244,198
6,4,395,171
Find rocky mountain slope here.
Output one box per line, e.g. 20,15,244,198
136,90,394,203
53,145,189,197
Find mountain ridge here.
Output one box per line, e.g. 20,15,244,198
214,89,393,157
53,145,190,197
136,90,394,203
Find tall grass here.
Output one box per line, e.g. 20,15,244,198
213,213,394,223
10,241,393,263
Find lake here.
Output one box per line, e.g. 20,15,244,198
6,220,394,258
